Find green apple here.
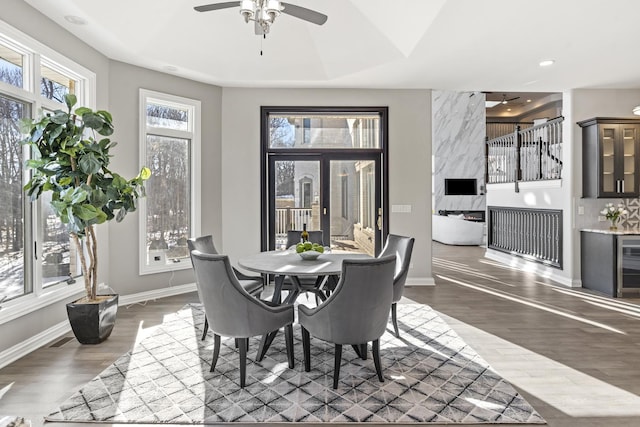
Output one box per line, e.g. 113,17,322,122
296,243,305,253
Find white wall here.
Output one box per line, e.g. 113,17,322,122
221,88,433,283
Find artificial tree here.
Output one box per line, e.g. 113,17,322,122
21,94,150,302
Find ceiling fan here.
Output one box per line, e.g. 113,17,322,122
500,94,520,104
194,1,328,35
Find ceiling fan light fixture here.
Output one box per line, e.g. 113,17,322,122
240,0,256,22
633,105,640,116
265,0,283,18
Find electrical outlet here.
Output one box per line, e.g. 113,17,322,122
598,215,606,222
578,206,584,215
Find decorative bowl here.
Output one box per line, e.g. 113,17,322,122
298,250,322,260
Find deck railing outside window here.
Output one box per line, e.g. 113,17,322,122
486,117,564,189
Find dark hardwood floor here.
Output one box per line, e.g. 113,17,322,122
2,242,640,426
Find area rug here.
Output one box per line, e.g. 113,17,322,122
45,303,545,424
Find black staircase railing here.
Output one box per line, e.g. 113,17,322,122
487,206,563,268
486,116,564,191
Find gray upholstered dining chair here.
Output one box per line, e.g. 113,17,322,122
378,234,415,338
188,235,263,340
190,250,295,388
298,255,396,389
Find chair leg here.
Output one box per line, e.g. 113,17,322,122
333,344,342,389
210,334,221,372
201,317,209,341
302,326,311,372
351,344,366,360
238,337,247,388
284,324,294,369
256,330,278,362
372,339,384,383
392,303,400,338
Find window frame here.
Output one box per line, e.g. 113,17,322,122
138,89,201,275
0,18,95,325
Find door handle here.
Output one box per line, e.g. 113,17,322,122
377,208,382,230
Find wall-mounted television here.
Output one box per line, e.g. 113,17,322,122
445,178,477,195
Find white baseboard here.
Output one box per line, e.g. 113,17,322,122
484,250,579,288
406,277,436,286
0,320,70,370
117,283,197,306
0,283,198,370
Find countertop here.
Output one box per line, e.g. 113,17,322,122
581,228,640,235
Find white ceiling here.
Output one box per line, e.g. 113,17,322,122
23,0,640,91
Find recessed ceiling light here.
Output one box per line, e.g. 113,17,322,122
526,99,532,103
64,15,87,25
539,59,555,67
507,108,512,112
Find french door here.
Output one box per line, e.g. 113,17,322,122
261,107,388,256
267,153,382,255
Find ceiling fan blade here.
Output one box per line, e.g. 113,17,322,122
194,2,239,12
280,2,328,25
506,96,520,102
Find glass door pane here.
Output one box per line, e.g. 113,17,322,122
601,127,615,193
622,127,636,194
273,159,320,250
329,160,377,255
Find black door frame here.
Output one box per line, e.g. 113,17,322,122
260,106,389,254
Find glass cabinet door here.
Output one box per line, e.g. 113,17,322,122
621,126,637,195
601,127,615,193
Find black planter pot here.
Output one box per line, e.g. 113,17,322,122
66,294,119,344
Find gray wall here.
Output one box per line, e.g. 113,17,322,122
432,90,486,213
106,61,223,295
221,88,433,282
0,0,110,353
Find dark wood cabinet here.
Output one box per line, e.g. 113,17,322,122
581,230,640,297
578,117,640,198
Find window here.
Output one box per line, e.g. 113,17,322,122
268,112,381,149
0,94,28,300
40,60,77,102
0,43,23,88
139,90,200,274
0,20,94,320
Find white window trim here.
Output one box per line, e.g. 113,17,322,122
138,89,201,275
0,18,96,324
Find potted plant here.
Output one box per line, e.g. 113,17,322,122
21,94,150,344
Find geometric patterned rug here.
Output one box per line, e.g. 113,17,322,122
45,303,545,424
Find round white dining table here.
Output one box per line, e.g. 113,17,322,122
238,250,370,303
